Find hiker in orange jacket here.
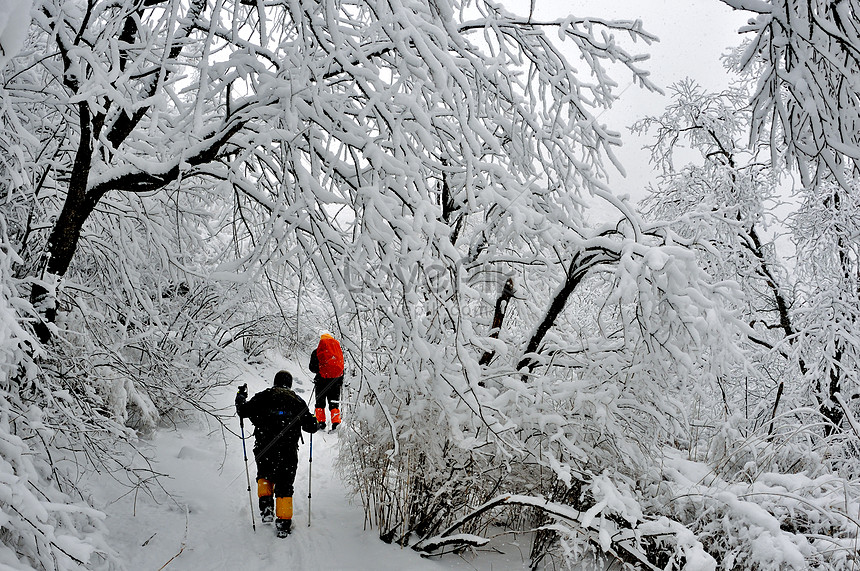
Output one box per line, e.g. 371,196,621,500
308,330,344,431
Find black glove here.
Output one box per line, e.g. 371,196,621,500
235,384,248,409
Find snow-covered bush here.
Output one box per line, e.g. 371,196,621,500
0,222,118,570
649,422,860,571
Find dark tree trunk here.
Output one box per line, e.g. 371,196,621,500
29,101,100,343
817,191,852,436
820,340,846,437
27,0,235,345
479,277,515,366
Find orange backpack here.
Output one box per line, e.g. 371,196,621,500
316,335,344,379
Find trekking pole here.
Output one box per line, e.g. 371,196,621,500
308,430,313,527
238,385,256,532
308,383,316,527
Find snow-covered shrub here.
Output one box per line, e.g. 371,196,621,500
0,223,118,570
651,428,860,571
40,272,264,433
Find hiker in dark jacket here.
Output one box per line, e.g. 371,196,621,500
235,370,317,537
308,331,344,431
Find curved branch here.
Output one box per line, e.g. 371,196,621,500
415,494,665,571
517,242,620,372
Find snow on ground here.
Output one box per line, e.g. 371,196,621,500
92,355,535,570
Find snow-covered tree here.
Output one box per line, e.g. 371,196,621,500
791,176,860,434
636,75,860,571
723,0,860,187
635,79,794,424
723,0,860,436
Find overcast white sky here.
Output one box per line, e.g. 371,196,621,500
596,0,750,199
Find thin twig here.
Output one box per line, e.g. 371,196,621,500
157,506,189,570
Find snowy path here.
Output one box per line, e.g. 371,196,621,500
94,359,507,570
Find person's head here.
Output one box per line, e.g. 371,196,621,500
273,370,293,388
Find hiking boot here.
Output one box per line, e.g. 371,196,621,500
317,421,326,431
331,422,339,431
259,496,274,523
276,519,292,538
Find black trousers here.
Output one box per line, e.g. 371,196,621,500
314,377,342,412
255,444,299,497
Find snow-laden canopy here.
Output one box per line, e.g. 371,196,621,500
0,0,858,568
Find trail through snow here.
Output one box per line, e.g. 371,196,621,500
93,357,529,570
